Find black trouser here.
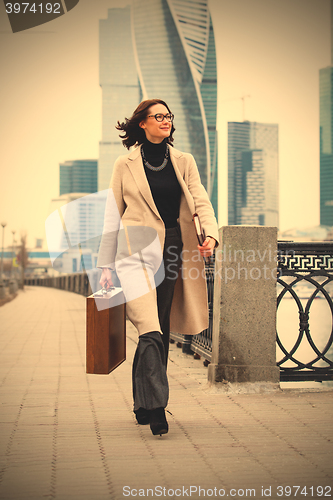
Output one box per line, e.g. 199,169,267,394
132,225,183,411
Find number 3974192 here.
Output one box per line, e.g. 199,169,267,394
5,3,61,14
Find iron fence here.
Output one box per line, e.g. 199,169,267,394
170,256,214,364
277,242,333,381
25,241,333,381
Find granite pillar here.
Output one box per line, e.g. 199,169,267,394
208,226,280,388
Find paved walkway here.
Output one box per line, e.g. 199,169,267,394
0,286,332,500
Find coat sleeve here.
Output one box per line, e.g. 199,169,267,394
96,158,126,269
186,154,219,246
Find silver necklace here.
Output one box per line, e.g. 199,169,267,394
141,144,169,172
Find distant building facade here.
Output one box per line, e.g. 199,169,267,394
228,121,279,227
98,0,218,214
320,66,333,226
59,160,97,196
46,192,107,274
56,160,101,273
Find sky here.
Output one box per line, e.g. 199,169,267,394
0,0,330,249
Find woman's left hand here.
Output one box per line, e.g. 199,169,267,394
198,236,216,258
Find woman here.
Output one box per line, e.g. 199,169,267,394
97,99,219,436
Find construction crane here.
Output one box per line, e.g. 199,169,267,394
222,94,251,121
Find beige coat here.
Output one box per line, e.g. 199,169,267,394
97,144,219,336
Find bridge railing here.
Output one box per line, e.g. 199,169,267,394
171,240,333,384
277,241,333,381
25,229,333,384
25,271,95,296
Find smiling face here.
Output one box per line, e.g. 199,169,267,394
139,103,173,144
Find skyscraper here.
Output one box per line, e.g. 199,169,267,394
228,121,279,227
59,160,97,196
98,6,142,192
98,0,218,214
319,33,333,226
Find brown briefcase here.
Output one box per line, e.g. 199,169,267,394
86,288,126,374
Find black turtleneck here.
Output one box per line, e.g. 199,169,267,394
141,138,181,229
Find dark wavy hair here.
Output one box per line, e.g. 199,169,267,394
116,99,175,150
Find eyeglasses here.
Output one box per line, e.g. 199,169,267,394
147,113,174,122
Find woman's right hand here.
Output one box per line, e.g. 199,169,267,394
99,268,114,289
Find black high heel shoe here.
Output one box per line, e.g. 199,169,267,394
149,407,168,436
134,407,150,425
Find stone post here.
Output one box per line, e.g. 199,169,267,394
208,226,280,391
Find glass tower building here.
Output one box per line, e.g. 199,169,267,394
228,121,279,227
319,66,333,226
99,0,218,215
98,6,142,192
59,160,97,196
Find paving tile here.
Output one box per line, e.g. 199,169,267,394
0,286,332,500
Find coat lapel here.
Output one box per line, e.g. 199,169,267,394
169,147,196,215
126,144,196,220
126,146,161,219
